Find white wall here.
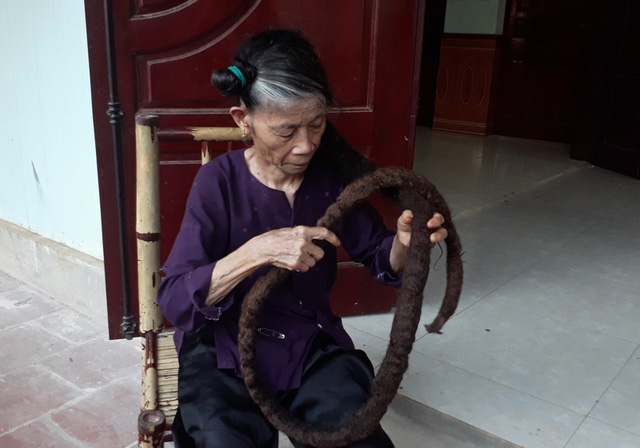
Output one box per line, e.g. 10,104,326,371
444,0,507,35
0,1,103,259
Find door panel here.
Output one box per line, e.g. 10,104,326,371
416,0,447,126
85,0,425,338
571,0,640,178
134,1,373,110
495,0,580,142
596,0,640,178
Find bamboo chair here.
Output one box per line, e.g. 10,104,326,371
135,114,243,447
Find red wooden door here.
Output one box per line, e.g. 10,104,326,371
85,0,426,339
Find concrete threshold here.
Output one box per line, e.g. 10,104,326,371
278,394,521,448
383,394,522,448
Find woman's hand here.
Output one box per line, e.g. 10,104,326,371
396,211,447,247
389,211,447,273
205,225,340,306
253,225,342,272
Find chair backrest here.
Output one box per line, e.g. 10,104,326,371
135,114,243,447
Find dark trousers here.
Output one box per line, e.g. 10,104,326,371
173,322,394,448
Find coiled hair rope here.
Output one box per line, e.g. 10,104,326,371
238,167,464,447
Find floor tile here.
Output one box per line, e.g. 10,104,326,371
51,374,140,448
412,297,637,415
514,167,640,223
415,129,587,215
540,232,640,288
452,196,590,253
400,350,584,448
32,306,105,344
0,419,83,448
0,285,60,330
342,242,534,344
565,418,640,448
482,265,640,344
411,235,543,319
278,433,295,448
343,312,396,342
343,302,445,346
0,270,23,293
578,214,640,247
448,242,536,301
590,347,640,436
0,368,79,433
37,336,141,390
0,322,70,375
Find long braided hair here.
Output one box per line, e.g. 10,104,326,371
211,29,464,446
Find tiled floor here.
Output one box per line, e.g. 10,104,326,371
0,273,141,447
1,127,639,447
344,128,640,448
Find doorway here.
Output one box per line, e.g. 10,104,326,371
417,0,640,179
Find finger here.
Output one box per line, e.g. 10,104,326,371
285,251,317,273
303,226,341,247
272,254,305,272
398,210,413,228
298,241,323,262
427,212,445,229
280,262,307,273
298,252,318,269
429,228,448,244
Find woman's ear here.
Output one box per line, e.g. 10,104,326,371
230,105,251,137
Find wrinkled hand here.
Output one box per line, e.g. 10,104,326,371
253,225,341,272
395,211,447,249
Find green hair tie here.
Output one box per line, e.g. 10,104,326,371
228,66,247,88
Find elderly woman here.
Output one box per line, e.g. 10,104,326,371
158,29,447,448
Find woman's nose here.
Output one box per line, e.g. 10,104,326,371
292,129,316,154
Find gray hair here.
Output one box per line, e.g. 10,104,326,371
211,29,333,112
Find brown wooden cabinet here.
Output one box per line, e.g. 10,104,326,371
432,34,503,136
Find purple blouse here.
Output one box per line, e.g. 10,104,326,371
157,149,401,391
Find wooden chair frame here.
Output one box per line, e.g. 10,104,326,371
135,114,243,447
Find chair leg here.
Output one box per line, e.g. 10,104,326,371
138,409,166,448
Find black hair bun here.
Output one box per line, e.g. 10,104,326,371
211,67,243,97
210,62,257,97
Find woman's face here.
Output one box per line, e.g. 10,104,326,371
243,98,327,176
